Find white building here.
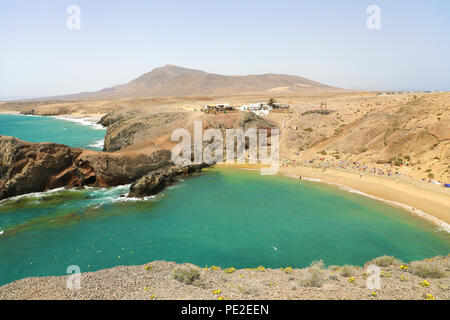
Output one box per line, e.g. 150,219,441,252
238,103,272,116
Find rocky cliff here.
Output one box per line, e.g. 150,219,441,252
98,110,186,152
0,136,94,199
128,163,209,198
0,135,202,200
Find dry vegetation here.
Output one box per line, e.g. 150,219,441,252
0,255,448,300
275,92,450,181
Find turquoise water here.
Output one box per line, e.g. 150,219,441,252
0,168,449,286
0,114,106,150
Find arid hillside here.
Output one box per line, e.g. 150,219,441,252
1,91,449,182
268,92,450,181
38,65,344,100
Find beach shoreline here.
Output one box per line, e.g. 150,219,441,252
0,110,104,126
216,163,450,231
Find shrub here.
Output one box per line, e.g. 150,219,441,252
329,274,339,281
409,261,446,278
327,265,340,272
370,255,401,267
310,260,325,270
300,268,325,287
299,260,326,287
224,267,236,274
172,266,200,285
340,265,356,277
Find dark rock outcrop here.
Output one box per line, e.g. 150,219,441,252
0,136,95,199
128,163,209,198
0,135,175,200
81,150,172,187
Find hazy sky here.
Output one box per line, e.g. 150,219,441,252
0,0,449,99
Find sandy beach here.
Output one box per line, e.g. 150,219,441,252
217,163,450,230
279,166,450,227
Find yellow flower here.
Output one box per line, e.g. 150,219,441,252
145,264,152,271
218,296,225,300
150,294,156,300
210,265,220,271
282,267,293,274
257,266,266,272
400,265,408,270
419,280,430,287
371,292,377,296
224,267,236,274
425,294,435,300
348,277,355,283
213,289,222,295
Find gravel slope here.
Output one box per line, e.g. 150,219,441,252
1,255,448,300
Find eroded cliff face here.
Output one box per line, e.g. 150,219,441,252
81,150,172,187
0,135,175,200
0,136,95,199
99,110,187,152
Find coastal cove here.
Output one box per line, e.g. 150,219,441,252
0,168,449,286
0,112,448,288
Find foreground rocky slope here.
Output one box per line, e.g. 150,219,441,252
0,255,448,300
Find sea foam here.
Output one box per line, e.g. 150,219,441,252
50,116,105,130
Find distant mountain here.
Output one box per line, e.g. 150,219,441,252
48,65,344,100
